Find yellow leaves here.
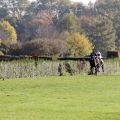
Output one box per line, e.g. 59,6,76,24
0,50,4,56
67,33,93,57
0,20,17,44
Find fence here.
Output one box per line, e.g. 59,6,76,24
0,57,120,79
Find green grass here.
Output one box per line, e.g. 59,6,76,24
0,75,120,120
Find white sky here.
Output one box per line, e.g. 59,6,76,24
71,0,96,5
29,0,96,5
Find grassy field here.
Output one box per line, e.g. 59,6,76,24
0,75,120,120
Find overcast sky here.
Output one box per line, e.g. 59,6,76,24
71,0,96,5
29,0,96,5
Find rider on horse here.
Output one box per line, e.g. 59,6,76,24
96,50,104,72
90,48,97,65
96,50,103,63
89,48,104,74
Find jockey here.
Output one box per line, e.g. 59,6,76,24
96,50,103,63
90,48,97,59
90,48,101,66
96,50,102,59
89,48,98,74
96,50,104,72
89,48,104,74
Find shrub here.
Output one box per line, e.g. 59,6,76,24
0,51,4,55
19,39,68,56
8,43,22,55
0,20,17,44
67,33,93,57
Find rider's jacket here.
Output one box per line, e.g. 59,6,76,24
90,51,97,60
96,51,102,59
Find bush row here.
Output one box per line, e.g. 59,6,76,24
0,59,119,79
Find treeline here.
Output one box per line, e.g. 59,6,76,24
0,0,120,57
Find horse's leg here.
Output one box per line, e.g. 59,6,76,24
90,67,93,74
90,66,95,75
102,64,104,72
97,64,100,72
89,60,93,75
95,67,98,75
101,60,104,72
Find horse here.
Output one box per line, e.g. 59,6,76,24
89,56,104,75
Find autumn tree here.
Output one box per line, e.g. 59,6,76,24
59,13,78,32
0,20,17,44
12,39,68,56
80,15,116,52
67,33,93,57
79,16,94,38
94,0,120,49
70,3,86,17
0,0,30,20
0,8,9,19
91,16,116,51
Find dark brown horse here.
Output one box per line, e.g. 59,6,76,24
89,57,104,75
